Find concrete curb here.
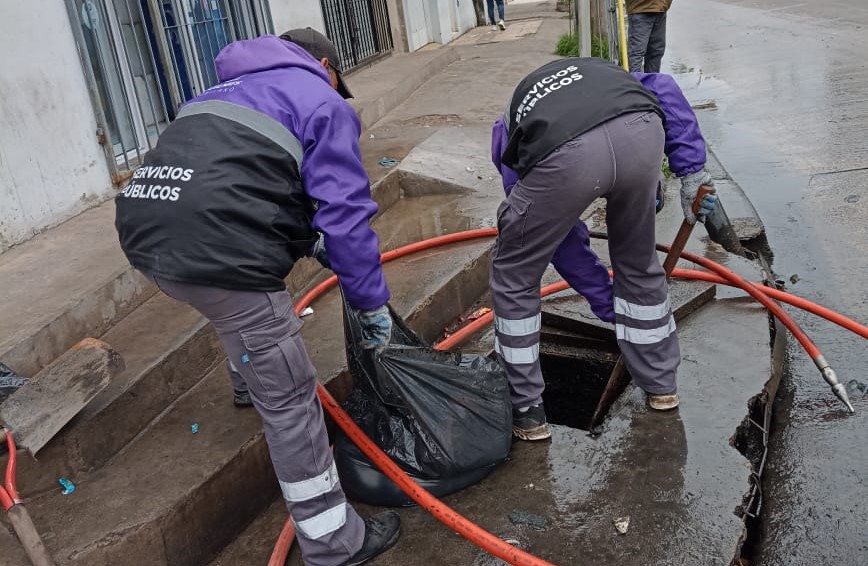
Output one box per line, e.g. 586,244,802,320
705,147,766,243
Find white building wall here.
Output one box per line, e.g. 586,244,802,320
454,0,477,33
0,1,113,252
403,0,477,51
269,0,327,35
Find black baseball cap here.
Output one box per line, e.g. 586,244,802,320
279,28,353,99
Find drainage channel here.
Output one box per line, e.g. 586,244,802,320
539,344,619,431
444,299,627,432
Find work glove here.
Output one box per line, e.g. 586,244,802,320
309,233,330,269
679,170,718,225
356,305,393,352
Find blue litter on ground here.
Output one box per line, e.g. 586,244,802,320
191,423,199,434
58,478,75,495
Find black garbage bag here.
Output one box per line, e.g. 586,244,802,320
0,362,28,404
334,295,512,507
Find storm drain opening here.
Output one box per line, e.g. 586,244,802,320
539,343,620,431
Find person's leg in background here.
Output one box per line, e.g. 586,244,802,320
151,278,395,565
643,12,667,72
227,359,253,407
490,128,616,440
627,13,655,72
486,0,498,27
496,0,506,28
603,111,681,407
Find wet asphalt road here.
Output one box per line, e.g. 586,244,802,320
665,1,868,563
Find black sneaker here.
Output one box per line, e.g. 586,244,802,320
512,404,552,441
340,511,401,566
233,389,253,408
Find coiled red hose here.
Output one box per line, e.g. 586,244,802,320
270,227,865,565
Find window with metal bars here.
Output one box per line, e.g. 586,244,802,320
320,0,393,72
67,0,273,180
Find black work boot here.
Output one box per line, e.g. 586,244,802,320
512,404,552,441
340,511,401,566
233,389,254,408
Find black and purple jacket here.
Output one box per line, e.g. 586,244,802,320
116,36,388,311
491,69,707,323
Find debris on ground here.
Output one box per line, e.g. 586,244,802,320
789,273,800,284
508,510,547,531
58,478,76,495
300,307,315,317
0,362,28,403
443,307,492,337
846,379,867,395
191,423,199,434
379,157,400,167
614,516,630,535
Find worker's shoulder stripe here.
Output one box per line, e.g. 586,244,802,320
177,100,304,167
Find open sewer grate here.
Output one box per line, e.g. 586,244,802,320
539,349,619,431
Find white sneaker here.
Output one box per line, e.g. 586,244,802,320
648,393,680,411
491,25,498,31
498,19,507,30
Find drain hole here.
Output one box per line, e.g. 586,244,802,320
540,348,618,431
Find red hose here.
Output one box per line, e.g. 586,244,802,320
1,429,21,511
267,518,295,566
670,269,868,339
271,229,865,565
665,244,823,356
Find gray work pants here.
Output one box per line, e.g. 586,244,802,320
628,12,667,73
490,111,680,408
152,277,364,566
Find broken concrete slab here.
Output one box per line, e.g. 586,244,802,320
1,338,123,455
0,203,155,378
4,293,222,498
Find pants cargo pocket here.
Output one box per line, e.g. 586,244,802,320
496,190,532,251
239,312,314,409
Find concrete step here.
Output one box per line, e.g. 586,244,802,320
1,219,496,566
0,170,408,498
0,202,156,379
4,292,222,497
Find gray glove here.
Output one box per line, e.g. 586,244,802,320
310,233,330,269
679,170,718,225
356,305,392,352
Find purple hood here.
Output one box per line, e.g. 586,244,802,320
190,36,389,311
215,35,331,85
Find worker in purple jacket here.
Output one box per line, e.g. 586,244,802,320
115,29,399,566
491,57,717,441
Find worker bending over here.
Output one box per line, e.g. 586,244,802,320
115,29,400,566
491,57,717,440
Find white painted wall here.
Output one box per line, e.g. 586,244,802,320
454,0,477,32
403,0,477,51
404,0,432,50
0,0,113,252
269,0,327,34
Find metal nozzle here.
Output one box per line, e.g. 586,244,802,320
814,356,856,414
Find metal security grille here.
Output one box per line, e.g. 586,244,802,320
67,0,272,180
320,0,393,72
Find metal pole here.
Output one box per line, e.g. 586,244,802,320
616,0,629,70
578,0,592,57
